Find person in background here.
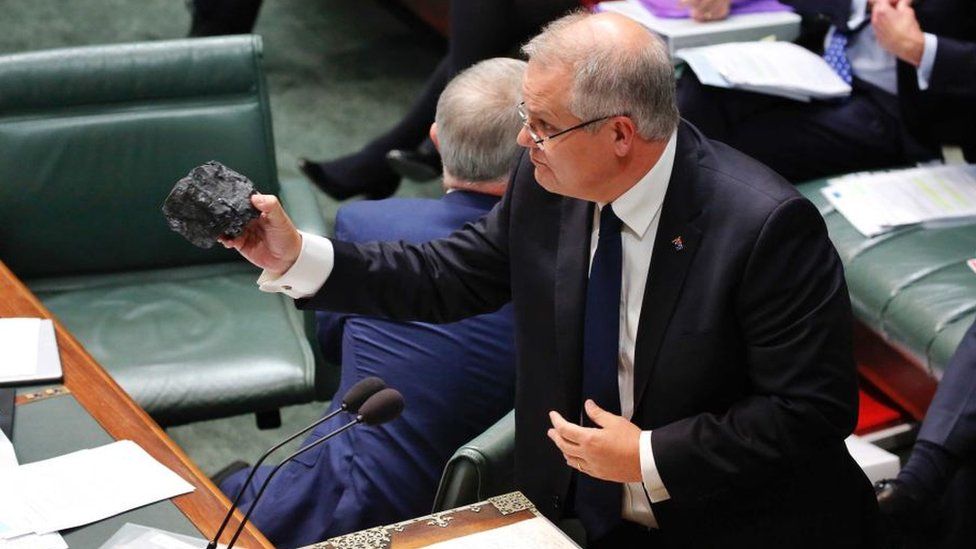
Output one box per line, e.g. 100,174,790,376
218,57,526,548
678,0,976,182
875,317,976,548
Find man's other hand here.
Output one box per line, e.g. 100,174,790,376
682,0,732,22
871,0,925,66
547,400,642,483
220,194,303,276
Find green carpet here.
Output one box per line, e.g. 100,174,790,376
0,0,443,474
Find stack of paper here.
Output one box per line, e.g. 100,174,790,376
0,440,193,545
596,0,800,55
676,41,852,101
822,164,976,237
0,318,62,385
0,431,67,549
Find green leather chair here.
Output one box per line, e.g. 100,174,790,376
432,410,516,512
797,178,976,377
0,36,331,426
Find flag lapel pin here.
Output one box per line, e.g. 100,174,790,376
671,236,684,251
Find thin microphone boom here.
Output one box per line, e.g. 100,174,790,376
206,377,386,549
224,388,404,549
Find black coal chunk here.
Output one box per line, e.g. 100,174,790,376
162,161,260,249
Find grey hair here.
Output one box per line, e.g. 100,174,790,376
435,57,527,182
521,11,678,141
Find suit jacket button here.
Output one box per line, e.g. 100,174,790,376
552,495,561,510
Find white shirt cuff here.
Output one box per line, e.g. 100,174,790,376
639,430,670,503
848,0,868,30
917,33,938,90
257,231,334,299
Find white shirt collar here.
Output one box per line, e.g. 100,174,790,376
598,130,677,238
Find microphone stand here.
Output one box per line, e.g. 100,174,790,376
224,417,364,548
205,407,347,549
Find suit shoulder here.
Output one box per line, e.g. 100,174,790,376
698,137,807,215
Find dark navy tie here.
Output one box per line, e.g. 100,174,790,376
575,204,623,540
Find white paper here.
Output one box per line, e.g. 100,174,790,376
676,41,852,101
98,523,213,549
0,532,67,549
0,430,16,469
0,318,41,378
7,440,194,535
0,319,62,384
823,164,976,237
424,516,581,549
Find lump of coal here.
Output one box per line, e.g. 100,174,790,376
162,161,260,249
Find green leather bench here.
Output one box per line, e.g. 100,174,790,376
433,410,515,512
0,36,331,426
797,178,976,378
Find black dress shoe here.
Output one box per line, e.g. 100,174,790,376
298,157,399,201
876,479,922,518
385,141,441,182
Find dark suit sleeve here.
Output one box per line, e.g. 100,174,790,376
926,36,976,97
781,0,856,30
296,185,514,324
652,197,859,500
917,319,976,457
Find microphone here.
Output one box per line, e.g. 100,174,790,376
224,388,405,549
206,377,386,549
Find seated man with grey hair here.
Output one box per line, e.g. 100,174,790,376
219,57,526,548
225,11,877,547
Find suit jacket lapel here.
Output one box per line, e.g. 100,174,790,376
554,197,592,418
633,126,705,411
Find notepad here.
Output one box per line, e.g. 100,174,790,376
0,319,62,385
822,164,976,237
676,41,852,101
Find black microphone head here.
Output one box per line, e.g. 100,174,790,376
341,377,386,413
357,388,405,426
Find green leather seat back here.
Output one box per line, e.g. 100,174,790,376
0,36,279,279
797,178,976,376
433,410,516,512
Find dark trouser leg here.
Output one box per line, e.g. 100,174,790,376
677,71,930,183
189,0,263,36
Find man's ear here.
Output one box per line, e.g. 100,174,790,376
610,116,637,157
429,123,440,152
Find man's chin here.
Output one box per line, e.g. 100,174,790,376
533,164,556,192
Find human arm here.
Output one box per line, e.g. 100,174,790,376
296,180,514,324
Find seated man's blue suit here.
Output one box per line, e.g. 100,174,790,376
221,190,515,548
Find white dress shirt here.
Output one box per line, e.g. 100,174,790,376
258,131,679,528
590,131,677,528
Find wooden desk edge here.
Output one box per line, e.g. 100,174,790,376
1,261,273,549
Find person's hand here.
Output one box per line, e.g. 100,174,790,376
682,0,732,22
547,400,643,483
219,193,303,276
871,0,925,66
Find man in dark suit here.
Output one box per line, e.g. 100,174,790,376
678,0,976,182
218,58,526,548
876,318,976,548
224,12,877,547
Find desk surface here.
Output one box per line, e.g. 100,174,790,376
0,260,273,549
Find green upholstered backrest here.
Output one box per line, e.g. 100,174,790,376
797,178,976,376
433,410,516,512
0,36,279,279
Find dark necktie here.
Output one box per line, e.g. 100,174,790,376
575,204,623,540
823,29,853,85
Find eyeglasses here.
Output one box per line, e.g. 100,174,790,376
516,101,620,150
